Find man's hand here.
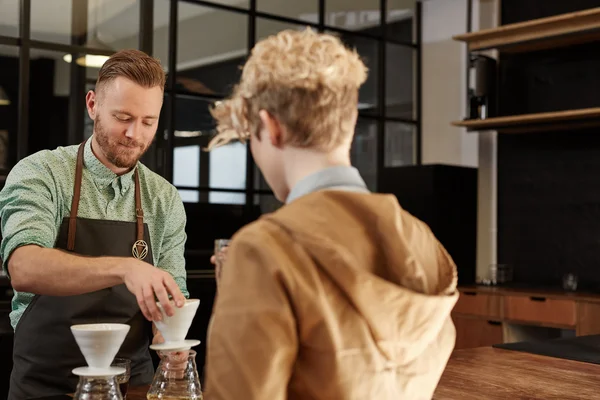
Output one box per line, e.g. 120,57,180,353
152,326,165,345
210,246,228,284
153,323,188,377
121,260,186,322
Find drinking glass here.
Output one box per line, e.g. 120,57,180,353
214,239,230,281
111,358,131,399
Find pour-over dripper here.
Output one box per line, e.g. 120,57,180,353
71,323,130,374
151,299,201,351
70,323,130,400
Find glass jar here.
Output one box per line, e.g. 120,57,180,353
73,375,123,400
147,350,203,400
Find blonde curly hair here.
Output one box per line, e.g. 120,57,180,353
206,27,368,151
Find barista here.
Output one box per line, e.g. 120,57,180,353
0,49,188,399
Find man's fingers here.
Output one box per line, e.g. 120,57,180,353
143,284,162,321
164,275,185,308
152,331,165,345
137,289,152,321
154,282,174,317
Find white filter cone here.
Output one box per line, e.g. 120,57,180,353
71,323,130,369
154,299,200,343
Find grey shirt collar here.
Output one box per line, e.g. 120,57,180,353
286,166,370,204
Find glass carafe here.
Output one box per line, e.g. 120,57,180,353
73,375,123,400
147,350,203,400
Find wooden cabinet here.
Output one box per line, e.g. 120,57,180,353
452,314,503,349
453,286,600,349
504,295,576,328
454,290,502,318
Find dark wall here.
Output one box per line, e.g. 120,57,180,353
501,0,600,24
379,164,477,285
497,1,600,289
498,129,600,290
499,42,600,117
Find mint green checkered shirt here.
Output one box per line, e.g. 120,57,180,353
0,137,189,330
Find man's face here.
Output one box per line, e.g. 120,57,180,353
86,76,163,170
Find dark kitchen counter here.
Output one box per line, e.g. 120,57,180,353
494,333,600,365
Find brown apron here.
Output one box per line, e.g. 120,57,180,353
8,140,155,399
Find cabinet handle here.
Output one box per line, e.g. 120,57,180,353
487,321,502,326
463,291,477,296
530,296,546,302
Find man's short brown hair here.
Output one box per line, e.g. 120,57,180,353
96,49,166,93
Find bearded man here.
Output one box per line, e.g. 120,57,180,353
0,49,188,400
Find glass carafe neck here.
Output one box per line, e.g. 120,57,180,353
74,375,123,400
148,350,203,400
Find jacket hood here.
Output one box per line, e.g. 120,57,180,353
264,190,458,363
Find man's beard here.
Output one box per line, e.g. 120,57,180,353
94,115,150,169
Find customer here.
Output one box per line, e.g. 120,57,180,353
203,28,458,400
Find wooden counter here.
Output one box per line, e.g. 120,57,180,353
433,347,600,399
123,347,600,399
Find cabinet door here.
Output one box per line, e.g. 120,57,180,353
452,314,504,349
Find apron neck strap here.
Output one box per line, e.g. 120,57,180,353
67,138,144,252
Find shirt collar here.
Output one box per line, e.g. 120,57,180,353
83,136,137,192
286,165,369,204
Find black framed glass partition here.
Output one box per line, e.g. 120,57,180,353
0,0,422,203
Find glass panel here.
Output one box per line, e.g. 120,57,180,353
209,141,247,190
325,0,381,34
178,189,200,203
153,0,170,66
256,18,307,42
174,95,247,189
173,145,200,187
257,0,319,23
179,189,246,205
204,0,249,9
0,0,19,37
209,190,245,205
32,0,140,53
254,164,270,191
0,45,19,172
175,96,216,136
387,0,416,43
166,1,248,96
386,43,415,119
328,31,379,115
384,122,415,167
351,119,377,191
29,48,73,152
253,194,283,214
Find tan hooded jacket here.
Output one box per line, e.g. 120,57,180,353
204,190,458,400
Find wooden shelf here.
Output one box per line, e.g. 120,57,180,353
453,7,600,53
452,108,600,133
